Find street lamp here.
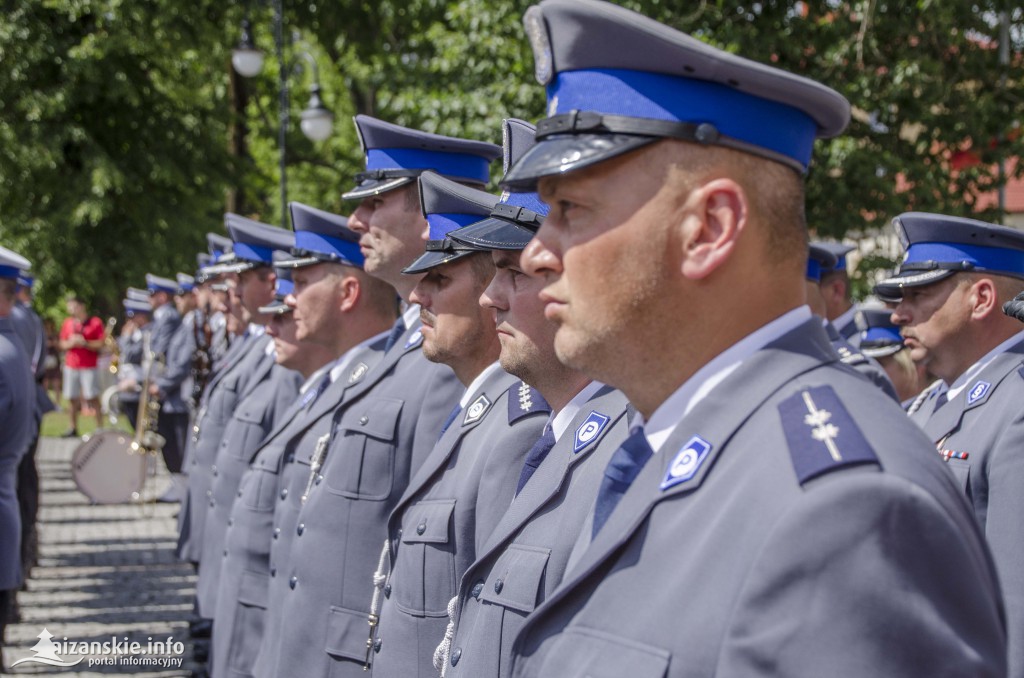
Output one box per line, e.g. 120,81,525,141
231,5,334,227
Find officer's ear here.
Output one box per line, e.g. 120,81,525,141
679,177,747,281
968,276,1001,321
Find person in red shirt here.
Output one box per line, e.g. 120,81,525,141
58,297,105,437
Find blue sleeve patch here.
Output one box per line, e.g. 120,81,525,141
779,385,879,485
508,381,551,424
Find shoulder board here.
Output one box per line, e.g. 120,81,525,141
779,385,879,486
508,381,551,424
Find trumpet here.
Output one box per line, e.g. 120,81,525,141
105,316,120,375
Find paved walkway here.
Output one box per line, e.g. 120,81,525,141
2,438,198,676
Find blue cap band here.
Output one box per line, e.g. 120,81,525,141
831,258,847,272
806,259,823,283
276,279,294,297
500,190,549,217
294,230,364,267
366,148,490,184
428,212,488,241
0,265,20,279
862,327,902,345
233,241,274,264
147,282,176,294
903,241,1024,276
549,68,818,169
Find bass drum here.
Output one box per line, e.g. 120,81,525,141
72,430,147,504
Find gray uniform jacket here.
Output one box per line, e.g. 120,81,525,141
0,317,33,590
370,370,549,678
155,317,196,415
909,334,1024,678
211,343,385,678
825,321,897,400
444,385,631,678
508,319,1007,678
177,332,274,562
255,321,461,678
194,361,302,617
11,303,53,417
150,303,181,361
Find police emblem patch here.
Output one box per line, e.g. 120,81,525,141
463,394,491,426
574,412,610,453
660,436,711,490
966,380,990,406
404,329,423,349
348,362,368,384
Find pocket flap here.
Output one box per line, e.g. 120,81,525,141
233,405,265,425
338,397,403,441
324,605,368,662
538,626,670,678
236,570,270,609
400,499,456,544
479,545,550,613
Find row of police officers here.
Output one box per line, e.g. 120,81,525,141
8,1,1024,676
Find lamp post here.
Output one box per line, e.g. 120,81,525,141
231,1,333,229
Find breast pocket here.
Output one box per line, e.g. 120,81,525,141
394,499,456,616
241,467,281,513
535,626,670,678
946,458,972,496
326,397,403,501
214,375,242,421
226,407,267,460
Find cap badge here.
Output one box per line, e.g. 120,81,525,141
574,411,610,453
524,6,553,85
660,435,712,490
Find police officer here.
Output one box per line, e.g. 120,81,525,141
817,242,861,344
116,297,153,429
212,203,395,678
879,212,1024,677
855,307,926,403
0,246,34,668
500,1,1005,675
807,243,897,400
146,274,183,361
255,118,499,678
194,261,304,626
432,120,632,678
368,165,549,677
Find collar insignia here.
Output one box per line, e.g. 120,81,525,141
404,329,423,349
348,362,369,384
966,380,990,406
574,411,610,453
660,436,712,490
463,394,491,426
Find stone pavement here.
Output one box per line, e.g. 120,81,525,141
2,437,199,676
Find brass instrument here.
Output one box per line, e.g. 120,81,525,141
133,335,166,456
100,317,121,425
104,316,119,375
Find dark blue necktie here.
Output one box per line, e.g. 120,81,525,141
592,427,653,539
438,403,462,439
383,318,407,352
933,390,948,412
515,427,557,496
300,370,333,409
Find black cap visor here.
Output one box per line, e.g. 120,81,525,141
402,244,477,275
342,176,417,202
501,133,658,192
874,269,957,300
449,217,536,251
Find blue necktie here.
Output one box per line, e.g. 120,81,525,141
933,390,948,412
515,427,557,496
438,403,462,439
383,318,407,352
592,427,653,539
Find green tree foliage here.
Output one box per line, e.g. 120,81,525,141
1,0,1021,316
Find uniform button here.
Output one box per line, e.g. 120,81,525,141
208,499,215,507
383,584,391,598
273,528,280,540
373,638,382,653
237,490,243,498
315,475,322,485
227,519,233,527
206,490,212,498
289,576,297,590
222,550,227,557
416,522,426,535
212,465,218,473
450,648,461,666
493,579,503,594
297,524,305,536
213,469,218,477
280,488,288,500
359,415,369,425
470,581,483,600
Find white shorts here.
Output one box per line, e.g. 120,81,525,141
63,366,100,400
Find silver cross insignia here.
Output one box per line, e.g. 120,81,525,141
801,391,842,462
